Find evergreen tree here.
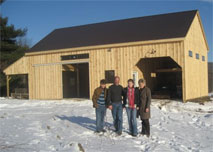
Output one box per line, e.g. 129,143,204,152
0,6,29,96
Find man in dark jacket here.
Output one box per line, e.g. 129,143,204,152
92,79,108,133
138,78,151,137
107,76,124,135
123,79,140,137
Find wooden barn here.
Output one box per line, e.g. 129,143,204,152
3,10,209,102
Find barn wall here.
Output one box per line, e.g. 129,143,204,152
184,14,209,101
30,64,62,99
89,41,184,96
3,56,29,75
26,41,184,100
3,38,184,100
28,50,90,99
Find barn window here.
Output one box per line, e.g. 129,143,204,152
105,70,115,83
196,53,199,59
188,50,193,57
202,56,205,61
61,53,89,60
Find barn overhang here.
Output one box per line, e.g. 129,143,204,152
3,56,29,97
137,56,183,100
3,56,29,76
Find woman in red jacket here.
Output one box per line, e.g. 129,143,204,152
123,79,140,137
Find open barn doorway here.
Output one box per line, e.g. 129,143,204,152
62,63,89,99
8,74,29,99
137,57,182,100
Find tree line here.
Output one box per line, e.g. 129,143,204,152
0,0,29,96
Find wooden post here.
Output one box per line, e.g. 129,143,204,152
6,75,11,97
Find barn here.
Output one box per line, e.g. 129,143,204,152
3,10,209,102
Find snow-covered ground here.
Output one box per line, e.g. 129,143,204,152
0,97,213,152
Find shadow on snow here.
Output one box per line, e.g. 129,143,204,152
55,115,112,131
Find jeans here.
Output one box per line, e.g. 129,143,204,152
126,107,138,136
111,102,123,133
95,105,106,132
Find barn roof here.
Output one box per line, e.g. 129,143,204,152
27,10,197,53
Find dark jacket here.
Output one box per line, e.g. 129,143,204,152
123,87,140,108
107,84,124,106
139,86,151,119
92,87,108,108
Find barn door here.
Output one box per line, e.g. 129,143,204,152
62,63,89,98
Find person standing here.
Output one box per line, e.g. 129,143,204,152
92,79,108,133
138,79,151,137
107,76,124,135
123,79,140,137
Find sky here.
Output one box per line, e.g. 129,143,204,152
1,0,213,62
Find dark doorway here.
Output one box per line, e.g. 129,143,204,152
137,57,182,99
9,74,29,99
62,63,89,98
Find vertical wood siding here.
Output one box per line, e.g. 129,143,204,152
4,41,185,100
184,14,208,100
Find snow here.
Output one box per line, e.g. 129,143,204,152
0,97,213,152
